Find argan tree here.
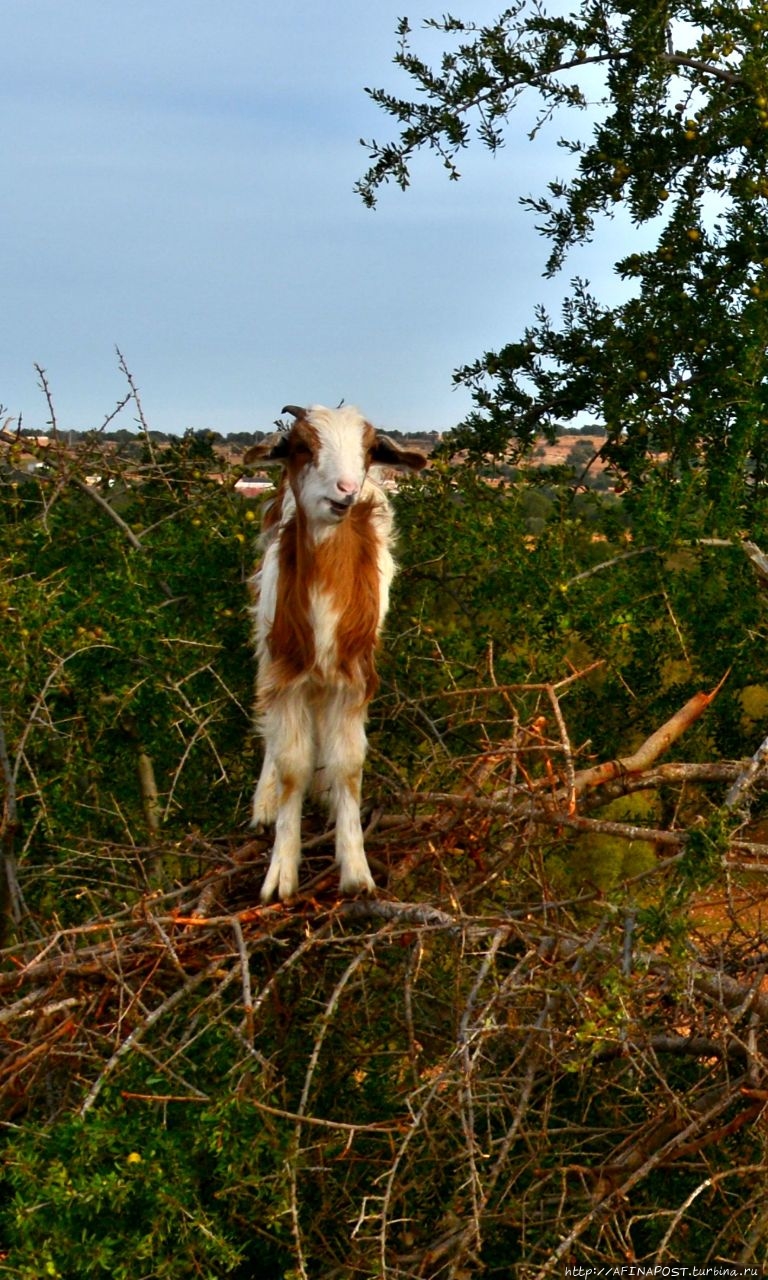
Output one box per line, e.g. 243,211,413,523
359,0,768,528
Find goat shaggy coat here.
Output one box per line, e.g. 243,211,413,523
246,404,426,902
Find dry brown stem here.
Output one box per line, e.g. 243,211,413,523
571,674,729,797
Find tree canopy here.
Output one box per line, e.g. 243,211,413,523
359,0,768,527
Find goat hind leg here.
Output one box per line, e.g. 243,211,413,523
320,694,375,896
333,770,375,895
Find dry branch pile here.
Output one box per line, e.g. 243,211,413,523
4,679,768,1276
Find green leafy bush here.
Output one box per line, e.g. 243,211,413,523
1,1097,292,1279
1,430,257,920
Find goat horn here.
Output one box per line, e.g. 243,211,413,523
281,404,306,419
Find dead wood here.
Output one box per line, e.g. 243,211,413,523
570,675,729,797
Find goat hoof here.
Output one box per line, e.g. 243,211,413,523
260,860,299,904
339,873,376,898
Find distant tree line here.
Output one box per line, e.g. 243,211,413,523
14,425,442,450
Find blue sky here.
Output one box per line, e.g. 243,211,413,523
2,1,631,437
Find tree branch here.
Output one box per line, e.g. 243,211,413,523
571,676,729,797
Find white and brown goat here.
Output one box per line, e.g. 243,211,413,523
245,404,426,902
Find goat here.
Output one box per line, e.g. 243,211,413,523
245,404,426,902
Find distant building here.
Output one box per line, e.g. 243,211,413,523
234,477,274,498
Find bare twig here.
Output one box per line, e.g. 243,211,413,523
70,474,143,550
34,364,58,440
232,917,254,1046
546,682,576,812
725,730,768,812
0,698,24,932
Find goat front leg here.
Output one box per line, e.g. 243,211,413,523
257,695,313,902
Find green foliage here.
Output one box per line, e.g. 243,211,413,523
376,465,768,786
1,428,256,918
0,1097,292,1279
359,1,768,525
552,792,661,893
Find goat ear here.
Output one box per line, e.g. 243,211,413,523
370,435,428,472
244,434,292,466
